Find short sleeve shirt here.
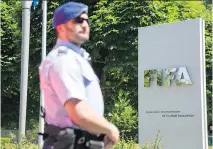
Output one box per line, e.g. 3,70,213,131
38,44,104,128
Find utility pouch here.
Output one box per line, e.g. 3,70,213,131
52,128,76,149
42,124,105,149
86,140,104,149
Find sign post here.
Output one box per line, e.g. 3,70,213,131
138,18,208,149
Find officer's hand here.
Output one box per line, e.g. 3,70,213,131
104,136,113,149
106,123,120,145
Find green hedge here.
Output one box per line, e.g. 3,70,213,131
1,130,211,149
1,135,162,149
1,141,161,149
0,138,11,145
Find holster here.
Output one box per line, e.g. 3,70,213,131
41,124,105,149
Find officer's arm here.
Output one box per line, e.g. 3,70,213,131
49,56,113,135
64,98,113,135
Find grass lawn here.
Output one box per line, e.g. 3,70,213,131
209,146,212,149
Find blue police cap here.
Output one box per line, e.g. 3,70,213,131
53,2,88,28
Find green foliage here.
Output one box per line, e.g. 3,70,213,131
107,89,138,140
1,126,39,149
0,138,11,145
113,130,163,149
1,1,22,97
1,0,23,130
1,139,38,149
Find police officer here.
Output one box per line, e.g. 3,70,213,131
38,2,120,149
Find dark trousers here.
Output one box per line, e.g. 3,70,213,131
42,142,52,149
41,124,105,149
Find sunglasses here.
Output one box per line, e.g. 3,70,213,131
75,17,91,25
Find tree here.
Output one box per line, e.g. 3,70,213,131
1,0,23,129
86,0,212,139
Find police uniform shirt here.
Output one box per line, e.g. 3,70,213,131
39,39,104,128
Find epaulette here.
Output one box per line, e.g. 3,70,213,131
57,46,68,56
81,48,92,65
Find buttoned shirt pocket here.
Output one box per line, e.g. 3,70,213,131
80,61,100,87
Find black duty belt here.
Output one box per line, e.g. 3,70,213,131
39,124,105,149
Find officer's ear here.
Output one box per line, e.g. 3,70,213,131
56,24,66,33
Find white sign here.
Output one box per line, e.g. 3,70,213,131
138,18,208,149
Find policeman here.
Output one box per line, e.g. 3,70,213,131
38,2,120,149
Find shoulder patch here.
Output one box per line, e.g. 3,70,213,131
57,46,68,56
